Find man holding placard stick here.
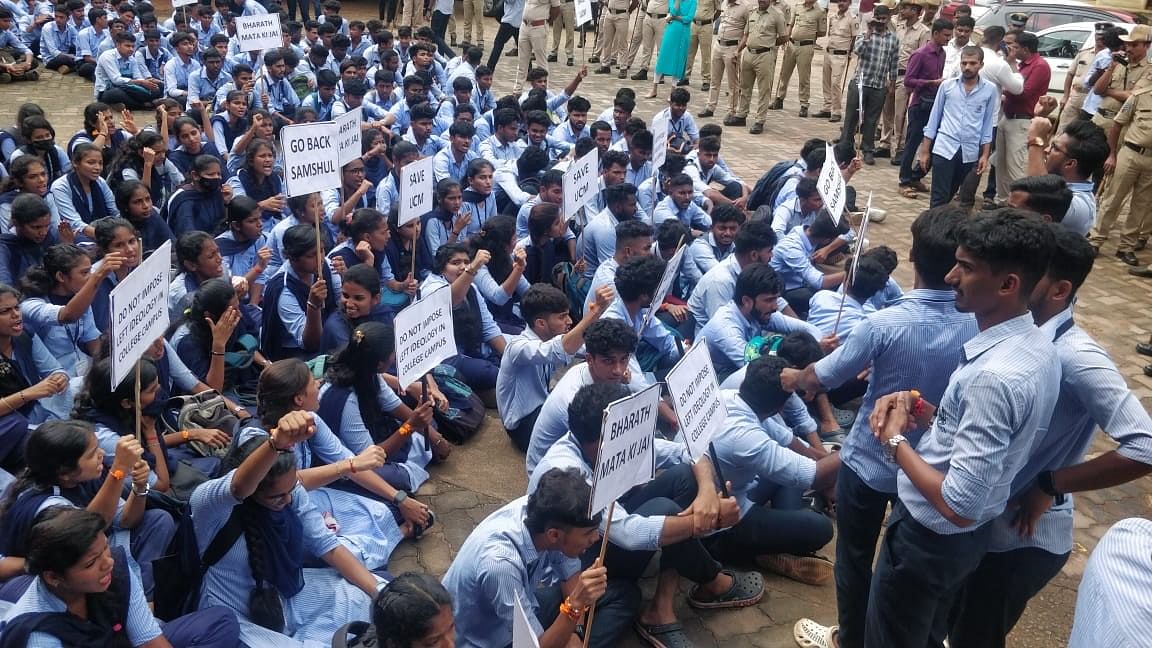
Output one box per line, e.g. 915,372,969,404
443,467,612,648
529,383,755,648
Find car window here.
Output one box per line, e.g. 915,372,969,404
1029,12,1083,32
1037,29,1090,59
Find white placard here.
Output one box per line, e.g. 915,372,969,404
171,0,198,8
109,241,172,388
281,121,340,198
849,191,873,281
641,242,687,333
651,114,669,172
817,143,846,225
575,0,593,26
399,155,435,225
513,597,540,648
589,383,661,516
665,340,727,460
235,13,282,53
564,148,599,217
394,286,457,388
335,107,363,167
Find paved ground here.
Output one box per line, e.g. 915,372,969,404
7,8,1152,645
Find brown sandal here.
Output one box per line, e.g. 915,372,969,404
899,186,919,199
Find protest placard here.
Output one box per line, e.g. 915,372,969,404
109,241,172,388
850,191,873,280
394,286,457,388
235,13,282,53
641,242,687,332
335,107,363,167
589,383,661,516
513,597,540,648
399,155,435,225
665,340,727,460
564,148,599,217
817,143,846,225
281,121,340,198
171,0,197,8
575,0,593,26
651,114,669,171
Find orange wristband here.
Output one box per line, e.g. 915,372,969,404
348,458,357,474
398,423,413,437
182,430,191,442
910,390,927,418
559,597,582,621
110,469,125,481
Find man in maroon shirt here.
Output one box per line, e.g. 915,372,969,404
898,18,953,198
994,30,1051,202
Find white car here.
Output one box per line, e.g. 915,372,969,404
1036,21,1138,95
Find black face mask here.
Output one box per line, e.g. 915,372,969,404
198,177,223,192
31,139,55,152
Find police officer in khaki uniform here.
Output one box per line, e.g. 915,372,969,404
733,0,787,133
770,0,825,116
549,0,577,66
919,0,938,27
622,0,669,80
1090,25,1151,134
880,0,928,159
680,0,719,90
819,0,857,122
1058,23,1112,134
702,0,751,118
592,0,635,73
1091,76,1152,266
515,0,561,92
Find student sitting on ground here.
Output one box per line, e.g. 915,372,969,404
261,225,337,361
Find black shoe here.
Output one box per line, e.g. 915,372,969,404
460,40,472,49
829,114,841,123
729,116,747,126
1138,341,1152,356
863,152,875,165
1091,244,1101,257
750,122,764,134
1145,364,1152,378
798,107,808,117
1138,238,1149,251
813,110,831,118
699,109,715,118
677,77,690,86
769,98,783,110
507,48,518,56
701,82,710,91
874,148,892,158
567,57,574,66
589,55,601,63
1117,250,1140,266
890,156,902,166
631,69,647,80
547,53,558,62
451,37,458,46
1130,266,1152,278
618,68,628,79
594,65,611,74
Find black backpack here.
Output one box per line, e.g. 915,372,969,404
332,621,379,647
151,506,243,621
747,159,796,212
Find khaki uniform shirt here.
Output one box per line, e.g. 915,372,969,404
826,8,857,51
789,3,825,41
523,0,559,23
645,0,670,15
1116,82,1152,147
894,17,929,69
717,0,752,41
744,4,787,49
1099,58,1152,116
694,0,719,21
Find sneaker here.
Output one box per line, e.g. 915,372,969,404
676,77,690,86
756,554,834,586
699,109,715,118
750,122,764,134
547,52,558,62
769,98,783,110
630,69,647,80
701,82,710,91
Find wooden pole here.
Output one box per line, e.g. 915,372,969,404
580,500,615,648
134,361,142,443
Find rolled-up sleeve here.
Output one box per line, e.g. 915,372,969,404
941,371,1021,521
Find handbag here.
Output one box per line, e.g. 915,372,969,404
160,390,242,458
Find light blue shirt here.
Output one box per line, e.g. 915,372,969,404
923,76,998,164
375,172,400,215
685,150,740,195
1080,48,1114,117
442,496,580,648
20,297,99,379
584,257,618,314
652,195,710,230
711,390,818,515
806,289,867,341
769,226,824,292
49,173,118,231
477,134,526,169
187,67,232,104
93,47,149,95
683,233,732,285
496,328,570,429
1068,517,1152,648
432,146,477,183
687,254,740,336
814,289,977,493
655,107,699,145
163,55,202,101
579,207,621,279
1063,182,1096,237
988,309,1152,556
39,20,76,60
421,274,503,351
699,302,820,380
602,297,679,364
896,313,1061,534
770,196,817,239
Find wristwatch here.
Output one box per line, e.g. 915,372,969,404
1028,136,1046,148
393,490,409,505
1037,470,1067,505
883,434,907,462
132,483,151,497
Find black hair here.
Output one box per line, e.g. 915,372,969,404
568,95,591,113
697,135,721,154
711,203,746,226
799,138,825,160
433,243,470,274
614,255,665,302
734,220,778,254
521,284,571,328
808,212,849,241
372,572,454,648
776,332,823,369
667,173,693,190
464,159,494,185
955,15,976,29
847,257,890,303
0,420,93,518
3,155,47,194
227,195,263,229
734,263,783,303
1060,119,1109,179
113,179,155,218
528,202,562,241
601,150,629,172
282,223,319,260
326,321,394,429
1015,31,1039,53
11,194,51,226
73,356,159,429
631,130,654,152
569,382,631,446
20,244,90,297
655,220,689,253
670,85,690,102
517,146,550,179
92,217,137,253
796,176,820,200
802,146,827,171
910,205,965,288
342,262,382,297
618,219,655,250
603,182,638,209
257,359,313,426
176,230,213,273
524,467,601,534
861,245,898,274
957,209,1056,297
584,318,638,357
1009,174,1073,222
739,356,792,416
931,18,954,33
470,214,516,283
1043,222,1095,300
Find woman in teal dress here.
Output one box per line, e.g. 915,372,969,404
650,0,697,97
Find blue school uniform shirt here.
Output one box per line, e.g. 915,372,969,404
699,301,819,380
683,232,732,285
1067,518,1152,648
187,67,232,105
20,296,99,379
652,195,710,230
494,327,570,430
806,290,868,341
39,20,77,60
457,189,496,238
769,226,823,292
432,147,477,184
215,230,269,285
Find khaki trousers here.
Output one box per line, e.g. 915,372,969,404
880,77,908,151
708,40,741,114
685,21,713,81
775,42,814,106
1091,145,1152,251
515,21,550,91
551,1,576,58
737,48,778,123
822,51,849,115
624,13,664,71
462,0,486,44
597,10,631,64
994,116,1030,202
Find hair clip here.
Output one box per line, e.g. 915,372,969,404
353,328,365,344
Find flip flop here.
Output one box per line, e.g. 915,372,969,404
687,570,764,610
832,407,857,429
411,510,436,540
634,620,694,648
793,618,837,648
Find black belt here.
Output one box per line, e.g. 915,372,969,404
1097,108,1118,118
608,7,627,13
830,48,849,55
719,38,739,46
694,18,713,24
748,46,774,53
794,39,815,45
1125,141,1152,155
1004,112,1033,119
647,11,667,18
897,68,906,75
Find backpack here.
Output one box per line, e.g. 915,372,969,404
332,621,379,647
747,159,796,212
151,506,244,621
160,390,243,458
